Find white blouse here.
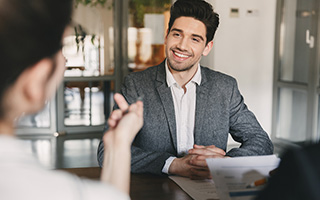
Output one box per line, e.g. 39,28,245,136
0,135,130,200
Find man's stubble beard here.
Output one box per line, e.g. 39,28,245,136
167,59,194,72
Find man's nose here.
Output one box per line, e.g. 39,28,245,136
177,37,188,50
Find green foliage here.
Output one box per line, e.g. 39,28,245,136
74,25,86,52
73,0,108,51
75,0,109,8
129,0,171,28
74,24,97,52
130,0,171,8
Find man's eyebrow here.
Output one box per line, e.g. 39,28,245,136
171,28,183,33
192,34,204,41
171,28,204,41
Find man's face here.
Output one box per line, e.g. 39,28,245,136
165,16,213,72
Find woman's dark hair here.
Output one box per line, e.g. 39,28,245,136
0,0,73,117
168,0,219,44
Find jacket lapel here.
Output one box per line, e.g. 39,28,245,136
155,62,177,151
194,67,210,144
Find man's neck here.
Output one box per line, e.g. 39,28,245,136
170,66,198,89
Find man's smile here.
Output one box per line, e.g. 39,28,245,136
172,49,191,61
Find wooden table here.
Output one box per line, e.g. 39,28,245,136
130,173,192,200
60,167,192,200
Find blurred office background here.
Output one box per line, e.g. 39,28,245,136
14,0,320,169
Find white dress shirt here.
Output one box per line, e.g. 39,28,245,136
162,61,201,174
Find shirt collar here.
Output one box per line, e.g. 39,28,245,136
165,59,202,87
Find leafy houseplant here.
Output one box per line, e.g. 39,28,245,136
73,0,109,51
74,0,112,9
69,0,115,76
129,0,171,28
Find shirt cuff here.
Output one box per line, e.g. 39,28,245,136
161,156,176,174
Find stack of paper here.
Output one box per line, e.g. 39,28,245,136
169,176,219,200
206,155,280,200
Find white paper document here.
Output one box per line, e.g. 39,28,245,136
169,176,219,200
206,155,280,200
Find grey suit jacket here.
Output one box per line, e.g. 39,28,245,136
97,61,273,175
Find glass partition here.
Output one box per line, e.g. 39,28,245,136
56,2,115,134
16,99,57,135
276,88,307,142
64,81,105,127
272,0,319,147
16,102,51,128
16,1,115,136
64,2,114,76
278,0,315,83
127,0,171,71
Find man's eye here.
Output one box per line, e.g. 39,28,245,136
192,38,200,42
173,33,180,37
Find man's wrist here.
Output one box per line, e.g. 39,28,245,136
168,157,180,175
162,156,176,174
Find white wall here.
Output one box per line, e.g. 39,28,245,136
201,0,277,140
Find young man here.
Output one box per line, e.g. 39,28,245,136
0,0,143,199
98,0,273,179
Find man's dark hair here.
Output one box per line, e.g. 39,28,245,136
0,0,73,117
168,0,219,44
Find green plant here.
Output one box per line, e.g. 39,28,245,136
129,0,171,28
74,24,86,52
74,24,98,53
75,0,107,7
74,0,113,10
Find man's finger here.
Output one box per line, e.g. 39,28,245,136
189,168,211,180
189,157,208,167
189,147,226,156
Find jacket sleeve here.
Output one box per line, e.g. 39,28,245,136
130,145,173,175
226,78,274,156
97,73,174,175
97,137,173,175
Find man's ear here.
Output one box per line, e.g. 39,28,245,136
202,40,213,56
21,58,53,111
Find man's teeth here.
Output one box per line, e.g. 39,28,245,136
174,52,189,58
